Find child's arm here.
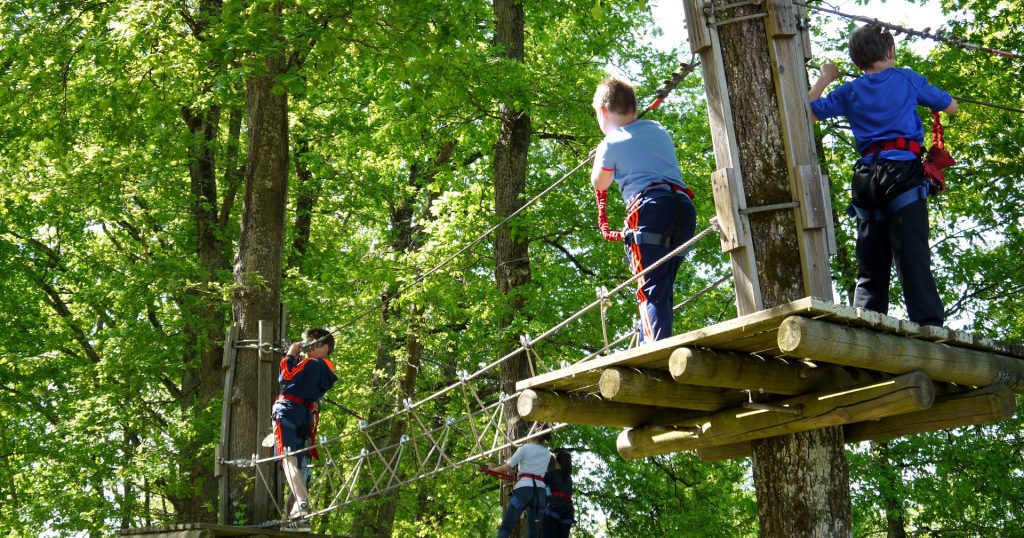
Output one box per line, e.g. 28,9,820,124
808,63,841,121
590,160,613,192
942,98,958,115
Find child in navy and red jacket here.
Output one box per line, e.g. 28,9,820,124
591,77,697,343
272,328,338,530
809,24,957,326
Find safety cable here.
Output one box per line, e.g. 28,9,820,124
796,1,1022,60
295,60,700,351
808,63,1024,114
223,219,721,468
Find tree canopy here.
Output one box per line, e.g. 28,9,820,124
1,0,1022,536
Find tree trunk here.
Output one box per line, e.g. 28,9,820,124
351,145,452,536
289,137,320,267
173,0,234,520
178,100,229,523
492,1,532,536
227,20,290,523
709,1,852,535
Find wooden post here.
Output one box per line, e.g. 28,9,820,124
682,0,849,532
617,371,935,460
777,316,1024,392
697,384,1016,461
217,323,239,524
599,367,737,411
255,320,275,522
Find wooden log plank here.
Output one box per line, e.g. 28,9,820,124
616,371,935,460
777,316,1024,392
600,367,738,411
670,347,813,395
516,297,830,392
697,384,1016,461
517,389,702,428
669,347,885,396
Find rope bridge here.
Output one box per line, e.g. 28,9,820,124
222,223,727,528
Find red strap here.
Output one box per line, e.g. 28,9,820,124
923,111,955,193
595,189,623,242
551,490,572,499
931,111,945,150
278,393,315,408
518,473,544,481
480,465,516,481
862,137,922,157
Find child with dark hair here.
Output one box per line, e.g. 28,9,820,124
272,328,337,530
591,76,697,343
489,431,552,538
809,23,957,326
542,449,574,538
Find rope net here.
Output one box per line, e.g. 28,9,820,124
223,221,728,526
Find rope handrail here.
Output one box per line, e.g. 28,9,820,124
223,219,721,468
796,1,1022,60
294,61,701,352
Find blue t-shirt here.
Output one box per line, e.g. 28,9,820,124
595,119,686,203
811,67,952,163
279,355,338,403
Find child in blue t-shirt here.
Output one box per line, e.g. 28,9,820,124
272,328,338,529
590,77,697,343
809,23,957,327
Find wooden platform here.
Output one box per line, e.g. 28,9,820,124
515,298,1024,460
117,523,338,538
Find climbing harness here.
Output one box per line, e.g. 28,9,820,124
847,113,953,222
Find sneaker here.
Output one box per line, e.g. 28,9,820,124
290,501,310,518
282,518,311,533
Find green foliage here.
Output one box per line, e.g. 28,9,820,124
2,0,1022,535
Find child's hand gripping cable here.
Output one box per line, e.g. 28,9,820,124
595,189,623,242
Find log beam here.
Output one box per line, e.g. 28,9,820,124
599,367,738,411
617,371,935,460
778,316,1024,392
517,389,702,428
697,384,1016,461
669,347,884,395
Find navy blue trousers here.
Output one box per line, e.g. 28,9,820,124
851,160,944,326
497,487,546,538
624,190,697,343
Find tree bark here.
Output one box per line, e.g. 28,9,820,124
709,1,852,535
492,1,532,537
227,12,290,522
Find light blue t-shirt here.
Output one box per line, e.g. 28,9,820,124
595,119,686,204
506,442,551,490
810,67,952,163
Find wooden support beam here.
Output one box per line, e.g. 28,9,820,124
599,367,738,411
517,389,702,428
671,347,810,395
616,371,935,460
777,316,1024,392
669,347,886,396
697,384,1016,461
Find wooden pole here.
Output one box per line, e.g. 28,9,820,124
255,320,275,522
683,0,847,531
777,316,1024,392
217,323,239,524
517,389,703,428
617,371,935,460
697,384,1016,461
600,367,738,411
